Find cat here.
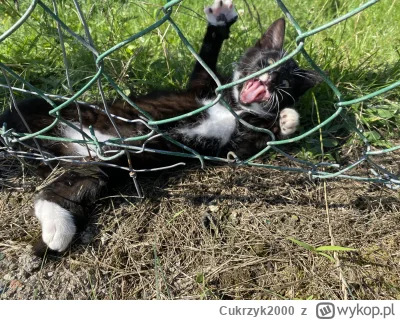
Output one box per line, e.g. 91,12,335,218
0,0,320,256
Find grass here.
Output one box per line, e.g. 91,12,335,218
0,0,400,300
1,1,399,129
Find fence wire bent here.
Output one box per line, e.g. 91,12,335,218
1,0,400,194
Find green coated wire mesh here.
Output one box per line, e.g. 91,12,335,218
0,0,400,192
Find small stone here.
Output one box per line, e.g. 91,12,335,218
9,279,23,290
291,214,300,222
208,205,219,212
18,252,41,273
3,273,13,281
47,271,54,277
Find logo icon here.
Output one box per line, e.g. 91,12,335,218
316,303,335,319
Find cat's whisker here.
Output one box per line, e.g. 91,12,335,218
264,98,272,114
270,93,281,127
276,89,284,102
277,88,296,105
269,92,278,114
292,71,313,76
292,73,313,80
272,109,280,127
279,49,288,59
292,71,319,80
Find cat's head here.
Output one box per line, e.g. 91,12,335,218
232,18,321,115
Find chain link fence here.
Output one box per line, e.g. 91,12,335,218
1,0,399,193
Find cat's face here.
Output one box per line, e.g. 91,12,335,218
232,18,320,115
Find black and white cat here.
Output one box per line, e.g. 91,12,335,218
0,0,320,256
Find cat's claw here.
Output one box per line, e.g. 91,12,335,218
279,108,299,136
205,0,238,26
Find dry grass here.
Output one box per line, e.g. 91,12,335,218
0,149,399,300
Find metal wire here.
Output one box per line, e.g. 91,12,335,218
0,0,399,191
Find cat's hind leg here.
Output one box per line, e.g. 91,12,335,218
32,165,108,256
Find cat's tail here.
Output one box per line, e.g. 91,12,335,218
0,98,55,132
0,97,57,154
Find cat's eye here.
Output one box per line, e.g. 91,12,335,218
281,80,290,87
267,58,275,65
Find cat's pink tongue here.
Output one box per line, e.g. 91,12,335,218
240,79,270,104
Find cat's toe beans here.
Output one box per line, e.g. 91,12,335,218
34,199,76,252
205,0,237,26
221,0,233,9
279,108,299,136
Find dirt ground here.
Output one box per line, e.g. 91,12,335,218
0,150,399,300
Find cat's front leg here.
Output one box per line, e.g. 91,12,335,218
279,108,300,137
188,0,238,91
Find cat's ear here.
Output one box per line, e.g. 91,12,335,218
256,18,285,50
295,69,323,95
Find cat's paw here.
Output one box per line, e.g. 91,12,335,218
204,0,238,26
279,108,299,136
34,199,76,252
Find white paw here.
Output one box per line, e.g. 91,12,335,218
34,199,76,252
204,0,238,26
279,108,299,136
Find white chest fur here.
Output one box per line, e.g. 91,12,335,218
61,123,116,157
178,100,237,147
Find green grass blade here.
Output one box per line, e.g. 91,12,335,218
317,252,335,263
287,237,315,252
315,246,357,252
